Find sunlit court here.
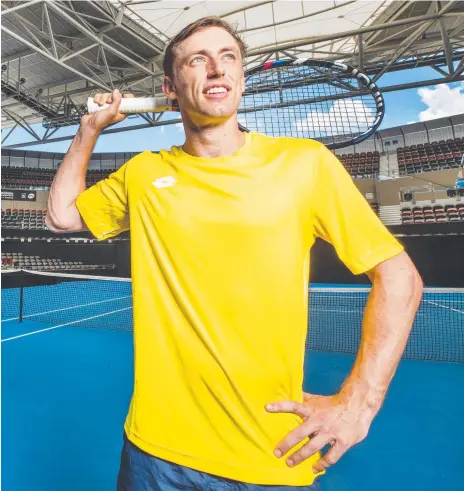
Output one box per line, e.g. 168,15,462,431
2,273,463,490
2,1,464,491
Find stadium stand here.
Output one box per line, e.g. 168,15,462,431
401,202,464,224
1,117,463,238
1,168,111,190
2,208,47,230
1,160,122,273
2,142,461,187
397,138,463,176
338,151,380,179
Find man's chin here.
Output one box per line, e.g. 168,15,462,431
180,103,240,128
194,110,238,127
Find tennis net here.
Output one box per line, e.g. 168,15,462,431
2,270,463,362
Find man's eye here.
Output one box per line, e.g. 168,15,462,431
223,53,236,60
191,56,205,64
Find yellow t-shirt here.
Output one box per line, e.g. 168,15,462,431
76,132,403,486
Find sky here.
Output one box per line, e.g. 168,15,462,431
378,64,464,128
2,64,464,154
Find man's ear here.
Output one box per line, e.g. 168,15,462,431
162,76,177,101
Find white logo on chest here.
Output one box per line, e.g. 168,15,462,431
152,176,177,188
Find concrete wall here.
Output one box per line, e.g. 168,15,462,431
375,169,460,206
311,235,464,287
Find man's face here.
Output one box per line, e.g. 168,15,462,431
164,27,245,126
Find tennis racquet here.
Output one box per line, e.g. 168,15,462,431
87,59,384,150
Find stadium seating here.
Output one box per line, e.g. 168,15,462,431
1,208,48,230
2,139,460,187
338,151,380,179
3,155,381,186
401,203,464,224
1,252,115,272
1,168,112,190
397,138,463,176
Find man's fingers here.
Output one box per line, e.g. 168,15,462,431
273,421,319,459
266,400,311,419
286,434,330,467
106,89,119,104
93,90,125,109
108,89,122,113
312,441,348,473
93,92,111,106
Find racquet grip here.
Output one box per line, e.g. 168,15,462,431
87,96,174,114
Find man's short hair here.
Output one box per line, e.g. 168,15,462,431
163,16,247,79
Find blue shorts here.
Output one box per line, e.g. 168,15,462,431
117,433,323,491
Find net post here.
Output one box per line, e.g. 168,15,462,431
19,286,23,323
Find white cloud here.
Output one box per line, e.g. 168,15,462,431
407,121,416,125
175,123,184,132
294,99,375,137
159,126,165,134
418,83,464,121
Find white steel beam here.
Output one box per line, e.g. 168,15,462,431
1,25,112,91
439,17,456,76
46,0,157,76
0,0,43,16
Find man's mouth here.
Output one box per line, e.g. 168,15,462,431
203,84,231,96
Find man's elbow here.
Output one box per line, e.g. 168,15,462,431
398,253,423,300
45,214,64,233
45,210,84,234
405,265,424,309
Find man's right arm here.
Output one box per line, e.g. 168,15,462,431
45,126,99,233
45,89,133,234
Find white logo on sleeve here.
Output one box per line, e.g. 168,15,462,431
153,176,177,188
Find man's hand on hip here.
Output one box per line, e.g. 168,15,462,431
266,391,377,473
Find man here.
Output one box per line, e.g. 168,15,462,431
456,160,464,189
46,16,423,491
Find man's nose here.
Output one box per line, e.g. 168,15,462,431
207,59,225,79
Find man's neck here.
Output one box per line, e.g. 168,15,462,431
182,117,245,159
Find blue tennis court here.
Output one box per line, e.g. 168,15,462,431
2,278,463,491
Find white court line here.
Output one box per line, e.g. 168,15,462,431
1,306,133,342
423,300,464,314
1,295,132,322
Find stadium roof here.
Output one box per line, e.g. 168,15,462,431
1,0,464,147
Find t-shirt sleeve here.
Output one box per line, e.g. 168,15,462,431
310,143,404,275
75,163,129,241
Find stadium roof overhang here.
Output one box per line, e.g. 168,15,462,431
2,0,464,148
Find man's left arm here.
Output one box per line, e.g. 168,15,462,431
266,143,423,471
267,251,422,471
341,250,423,426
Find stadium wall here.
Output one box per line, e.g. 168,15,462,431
1,241,117,267
376,169,460,205
311,235,464,288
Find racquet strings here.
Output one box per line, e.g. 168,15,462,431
239,63,378,146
